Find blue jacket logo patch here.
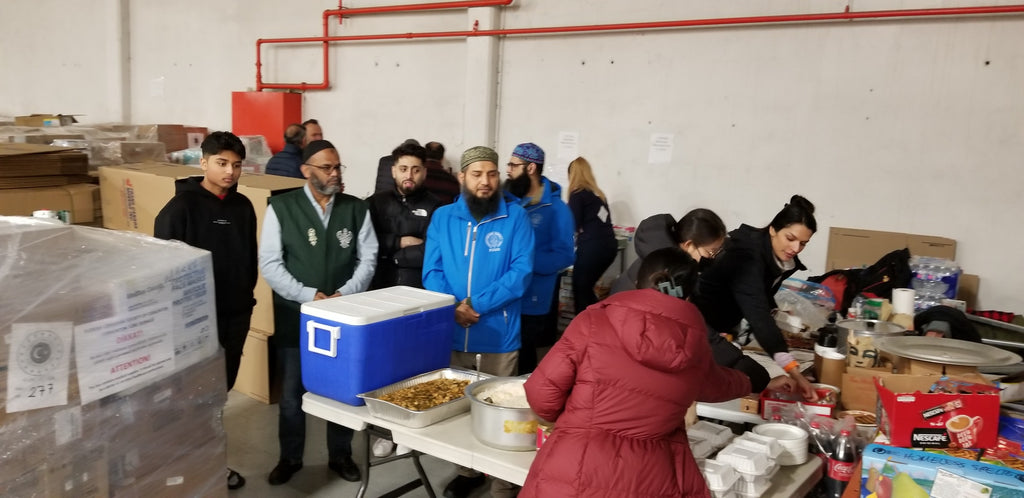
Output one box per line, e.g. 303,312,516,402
485,231,504,252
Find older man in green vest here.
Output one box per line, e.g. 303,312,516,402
258,140,379,485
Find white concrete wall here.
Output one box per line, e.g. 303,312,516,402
2,0,1022,310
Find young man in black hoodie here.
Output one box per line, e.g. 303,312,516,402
154,131,257,491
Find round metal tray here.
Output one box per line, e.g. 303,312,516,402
874,336,1022,367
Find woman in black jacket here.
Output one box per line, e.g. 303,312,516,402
695,195,820,401
567,157,618,313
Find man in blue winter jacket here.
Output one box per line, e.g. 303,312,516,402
504,142,576,373
422,145,534,498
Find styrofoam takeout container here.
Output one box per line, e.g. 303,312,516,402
688,433,715,460
690,420,734,448
733,432,783,459
715,444,772,475
700,459,739,491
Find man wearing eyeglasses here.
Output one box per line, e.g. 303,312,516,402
503,142,576,375
258,139,379,486
367,141,442,290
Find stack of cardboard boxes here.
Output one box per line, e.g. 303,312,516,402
0,219,226,497
0,144,101,226
99,163,306,403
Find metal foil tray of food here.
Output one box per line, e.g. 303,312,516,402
357,368,491,428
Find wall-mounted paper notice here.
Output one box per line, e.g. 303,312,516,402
557,132,580,160
74,304,175,405
7,322,74,413
648,133,674,164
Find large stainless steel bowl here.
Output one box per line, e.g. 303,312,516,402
465,377,538,451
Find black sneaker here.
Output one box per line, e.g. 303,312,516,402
227,469,245,490
328,456,361,482
443,474,486,498
267,461,303,485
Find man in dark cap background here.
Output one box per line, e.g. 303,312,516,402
258,139,379,486
422,146,534,498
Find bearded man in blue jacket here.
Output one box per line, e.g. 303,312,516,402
422,145,534,498
504,142,576,373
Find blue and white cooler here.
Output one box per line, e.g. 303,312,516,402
300,286,455,405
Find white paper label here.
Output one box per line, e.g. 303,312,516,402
930,468,990,498
647,133,674,164
115,258,217,368
557,131,580,160
6,322,73,413
74,305,175,404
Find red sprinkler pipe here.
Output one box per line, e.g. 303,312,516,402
256,3,1024,91
327,0,515,20
257,0,514,90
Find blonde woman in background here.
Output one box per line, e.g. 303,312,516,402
567,157,618,313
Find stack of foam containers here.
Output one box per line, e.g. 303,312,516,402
715,431,782,497
700,459,740,498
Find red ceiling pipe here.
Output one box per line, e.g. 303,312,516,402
257,4,1024,91
257,0,514,91
327,0,514,20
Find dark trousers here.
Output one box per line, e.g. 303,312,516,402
276,347,353,464
518,288,561,374
219,313,252,391
572,237,619,314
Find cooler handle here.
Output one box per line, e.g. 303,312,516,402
306,321,341,358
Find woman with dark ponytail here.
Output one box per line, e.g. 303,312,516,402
694,195,819,401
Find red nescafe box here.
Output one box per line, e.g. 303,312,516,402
875,376,1000,449
760,384,838,420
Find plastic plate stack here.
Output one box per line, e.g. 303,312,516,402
752,422,809,466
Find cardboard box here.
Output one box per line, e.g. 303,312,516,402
98,163,193,233
0,143,89,177
183,127,208,149
21,133,86,145
892,357,979,376
859,444,1024,497
875,376,999,449
137,124,188,153
826,227,956,272
233,329,277,404
0,184,100,223
15,114,79,127
119,141,167,163
761,386,837,419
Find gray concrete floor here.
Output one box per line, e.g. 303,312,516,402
223,390,492,497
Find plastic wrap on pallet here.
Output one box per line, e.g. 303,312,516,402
0,217,227,498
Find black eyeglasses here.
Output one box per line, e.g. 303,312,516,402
506,162,527,169
304,163,346,174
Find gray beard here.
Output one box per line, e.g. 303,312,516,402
311,175,340,196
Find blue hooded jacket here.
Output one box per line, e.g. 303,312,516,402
511,177,576,315
423,191,535,353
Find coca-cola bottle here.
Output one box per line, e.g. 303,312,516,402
808,420,833,462
824,429,857,498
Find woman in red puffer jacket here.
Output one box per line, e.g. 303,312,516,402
521,247,753,498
